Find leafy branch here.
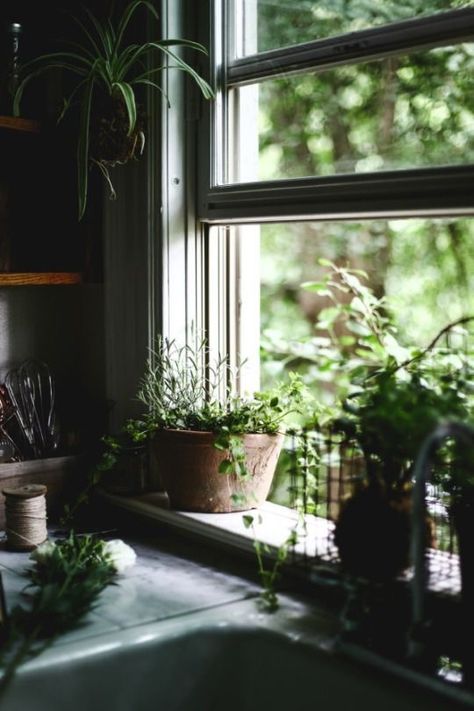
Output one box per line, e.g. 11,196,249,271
243,514,299,612
0,534,131,697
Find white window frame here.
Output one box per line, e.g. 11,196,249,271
158,0,474,391
188,1,474,393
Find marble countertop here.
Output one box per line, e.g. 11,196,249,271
0,525,339,654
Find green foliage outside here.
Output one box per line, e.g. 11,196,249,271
257,2,474,399
255,0,470,53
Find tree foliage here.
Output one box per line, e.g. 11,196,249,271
257,2,474,395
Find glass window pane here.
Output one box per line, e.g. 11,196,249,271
228,44,474,182
260,217,474,389
241,0,472,56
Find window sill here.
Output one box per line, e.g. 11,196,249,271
98,488,461,598
98,489,335,563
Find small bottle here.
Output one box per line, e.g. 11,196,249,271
0,22,22,116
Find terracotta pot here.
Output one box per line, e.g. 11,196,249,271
152,429,284,512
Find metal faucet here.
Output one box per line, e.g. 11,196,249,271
410,420,474,666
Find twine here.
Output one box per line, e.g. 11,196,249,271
4,489,48,551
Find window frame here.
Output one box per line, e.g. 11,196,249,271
199,1,474,224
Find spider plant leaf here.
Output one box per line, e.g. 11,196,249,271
20,51,90,72
132,66,165,82
114,0,159,55
118,42,213,99
83,6,113,57
63,40,97,63
71,14,103,58
13,62,86,116
57,78,88,123
114,43,140,79
158,38,209,55
157,45,214,99
132,78,169,107
77,76,94,221
112,81,136,135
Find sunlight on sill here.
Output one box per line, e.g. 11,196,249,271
98,489,334,560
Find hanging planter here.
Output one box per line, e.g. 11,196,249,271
13,0,213,219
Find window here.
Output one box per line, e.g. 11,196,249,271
194,1,474,389
199,0,474,220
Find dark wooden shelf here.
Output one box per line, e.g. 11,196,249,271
0,272,82,286
0,115,40,134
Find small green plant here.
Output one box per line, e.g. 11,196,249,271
14,0,213,218
61,418,150,525
243,514,299,611
138,336,308,484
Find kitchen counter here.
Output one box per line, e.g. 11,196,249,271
0,525,471,710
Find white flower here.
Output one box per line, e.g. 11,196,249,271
102,539,136,573
30,539,56,564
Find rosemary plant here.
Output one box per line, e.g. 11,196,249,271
137,336,305,434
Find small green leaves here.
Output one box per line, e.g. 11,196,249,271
242,514,254,529
218,459,233,474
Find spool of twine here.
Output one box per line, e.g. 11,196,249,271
3,484,48,551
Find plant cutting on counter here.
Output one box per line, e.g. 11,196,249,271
0,533,136,697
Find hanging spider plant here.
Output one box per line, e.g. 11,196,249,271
13,0,213,220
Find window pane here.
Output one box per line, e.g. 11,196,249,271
260,217,474,393
241,0,472,56
229,44,474,182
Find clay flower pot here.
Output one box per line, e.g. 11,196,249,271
152,429,284,513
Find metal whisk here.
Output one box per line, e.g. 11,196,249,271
5,360,58,459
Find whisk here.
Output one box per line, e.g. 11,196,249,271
0,385,23,461
5,360,58,458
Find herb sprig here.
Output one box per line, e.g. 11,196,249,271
0,533,131,697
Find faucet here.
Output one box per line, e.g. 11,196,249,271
410,420,474,680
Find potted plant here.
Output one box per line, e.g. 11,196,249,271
334,357,473,582
136,337,305,513
13,0,213,219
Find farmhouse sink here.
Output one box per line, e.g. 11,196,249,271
0,597,467,711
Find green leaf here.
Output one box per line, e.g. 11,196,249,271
70,14,103,58
77,75,94,221
112,81,136,134
115,0,159,55
14,60,87,117
83,6,114,57
242,514,254,529
218,459,233,474
119,42,213,99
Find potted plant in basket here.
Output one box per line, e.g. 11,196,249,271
13,0,213,219
303,263,474,582
334,363,473,582
136,337,306,513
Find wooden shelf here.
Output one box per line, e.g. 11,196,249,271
0,115,40,134
0,272,82,286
